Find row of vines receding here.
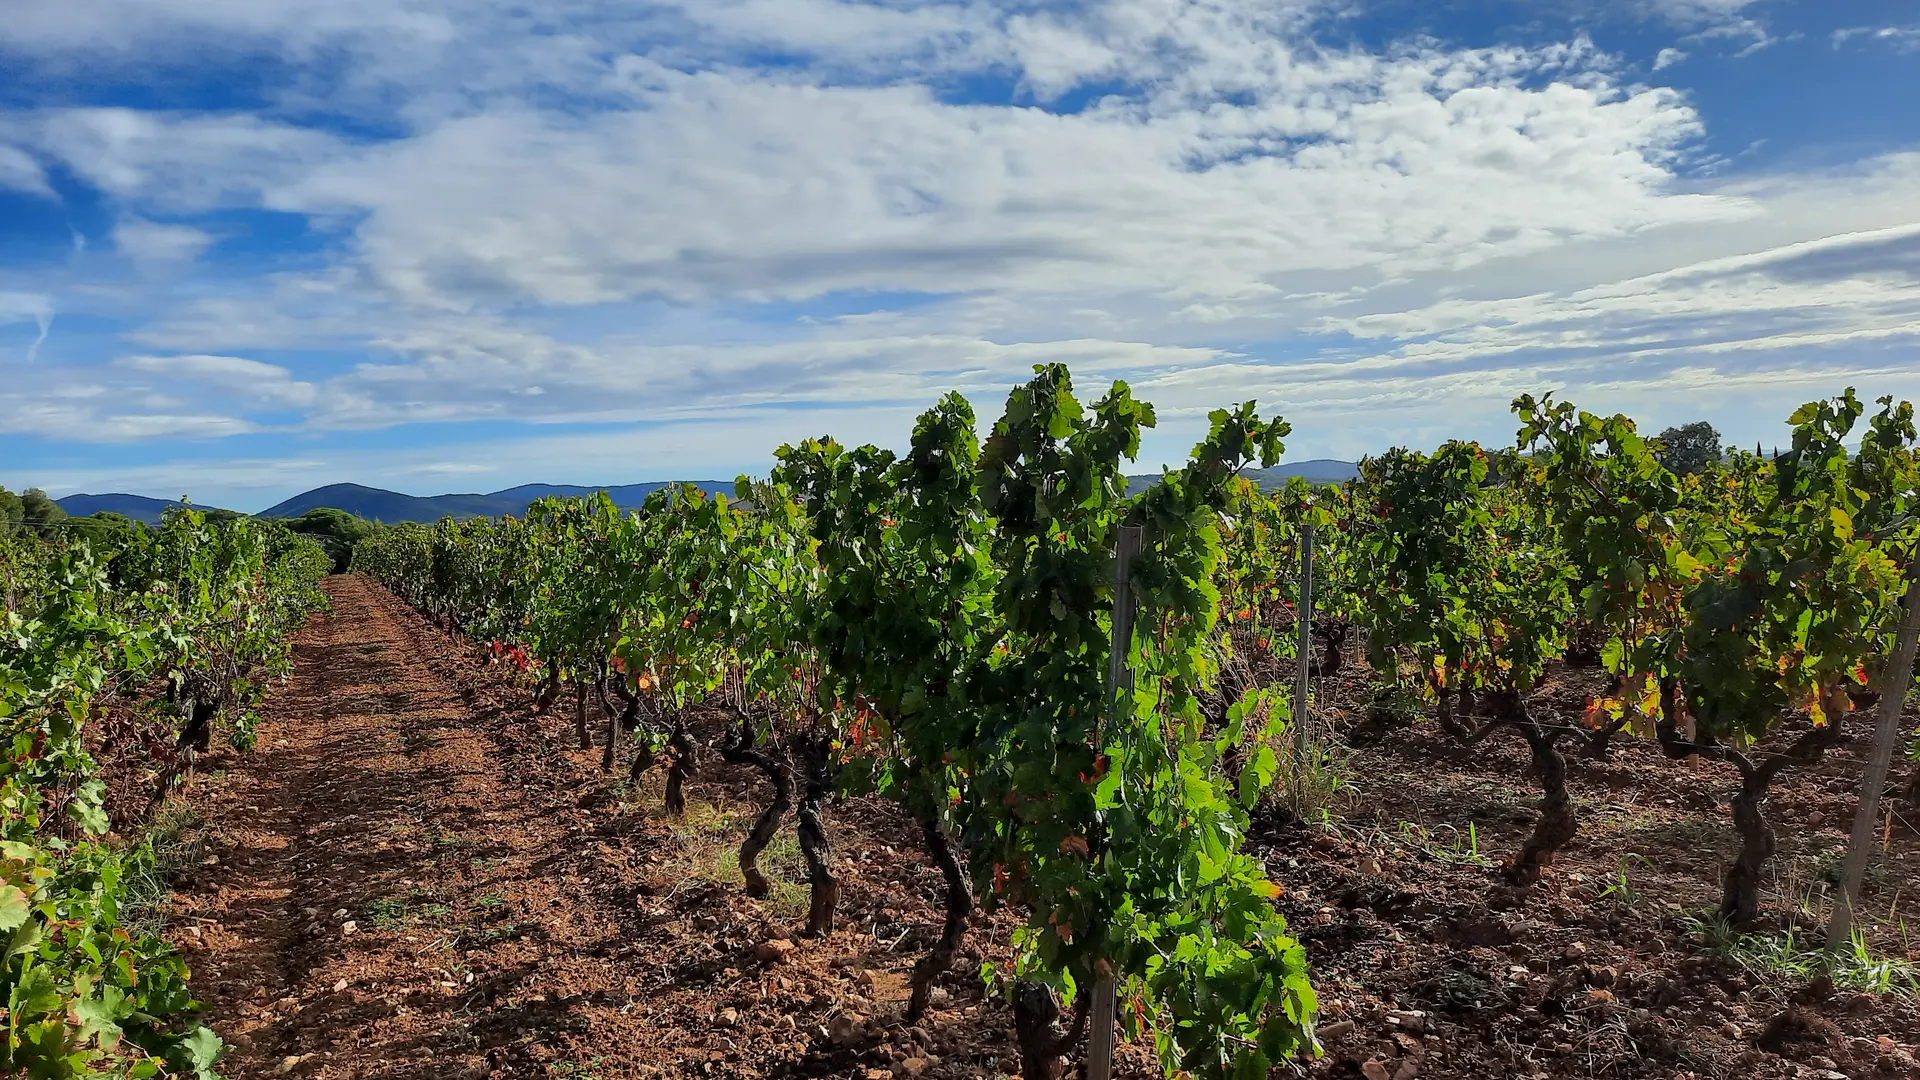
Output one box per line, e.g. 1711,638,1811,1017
1,508,333,1076
351,371,1920,1080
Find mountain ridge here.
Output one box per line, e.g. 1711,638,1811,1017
255,481,732,522
62,461,1359,524
51,493,233,525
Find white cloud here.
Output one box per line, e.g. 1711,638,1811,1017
0,145,55,199
0,0,1914,480
411,462,497,474
0,392,260,442
314,318,1229,429
1641,0,1760,25
119,353,317,406
1832,26,1920,51
0,350,310,444
0,5,1734,322
3,108,347,212
0,291,54,362
263,52,1720,313
113,218,216,261
1307,223,1920,403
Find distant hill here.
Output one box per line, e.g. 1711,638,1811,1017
258,483,509,522
55,493,233,524
258,481,731,523
74,465,1353,527
1247,458,1360,486
1126,458,1357,495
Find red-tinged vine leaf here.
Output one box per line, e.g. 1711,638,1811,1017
1581,698,1605,729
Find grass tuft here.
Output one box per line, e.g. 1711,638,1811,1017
654,794,809,920
361,888,454,931
1682,915,1920,997
119,806,209,938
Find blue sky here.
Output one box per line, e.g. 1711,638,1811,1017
2,0,1917,512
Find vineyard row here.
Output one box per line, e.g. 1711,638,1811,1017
1,511,333,1076
349,367,1920,1080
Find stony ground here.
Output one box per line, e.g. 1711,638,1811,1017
151,575,1920,1079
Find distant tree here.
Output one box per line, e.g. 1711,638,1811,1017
1655,421,1722,476
0,487,21,537
70,511,139,548
18,488,68,536
286,507,376,572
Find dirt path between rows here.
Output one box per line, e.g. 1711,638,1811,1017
168,572,578,1077
164,574,1030,1080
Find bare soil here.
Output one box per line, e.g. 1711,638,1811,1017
155,576,1920,1080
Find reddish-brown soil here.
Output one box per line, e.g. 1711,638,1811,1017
157,576,1920,1080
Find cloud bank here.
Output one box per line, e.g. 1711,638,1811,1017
0,1,1916,506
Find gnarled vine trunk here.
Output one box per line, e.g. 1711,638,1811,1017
906,812,973,1022
597,670,621,772
1011,983,1090,1080
608,673,642,731
1721,765,1777,928
1580,713,1632,761
1435,687,1477,740
719,717,793,899
1577,673,1631,761
610,678,658,781
572,670,593,751
790,731,839,937
1310,621,1349,677
1719,722,1842,926
1653,679,1700,761
1013,981,1063,1080
176,695,217,753
533,656,562,714
1656,692,1844,927
629,741,657,783
664,722,699,817
1507,691,1575,885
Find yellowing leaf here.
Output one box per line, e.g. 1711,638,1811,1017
0,884,30,932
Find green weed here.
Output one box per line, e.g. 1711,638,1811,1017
1262,727,1354,822
119,806,208,937
361,890,454,931
1395,820,1494,867
1682,915,1920,997
1315,817,1494,868
1591,855,1650,909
